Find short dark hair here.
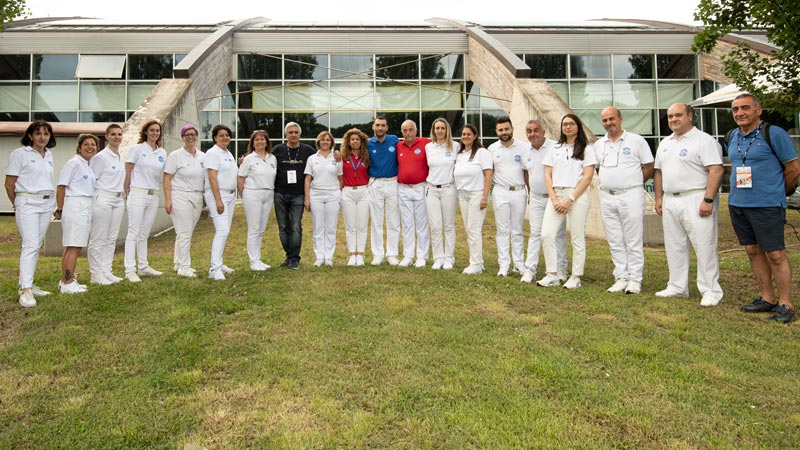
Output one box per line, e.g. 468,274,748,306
496,116,512,127
76,134,99,154
21,120,56,148
374,115,387,124
212,124,233,141
733,93,762,108
105,123,122,135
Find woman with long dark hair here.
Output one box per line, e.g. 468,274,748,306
340,128,371,266
205,124,238,280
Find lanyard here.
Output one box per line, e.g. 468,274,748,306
736,122,763,166
349,155,363,172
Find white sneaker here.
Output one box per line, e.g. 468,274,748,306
105,273,123,284
18,289,36,308
91,274,113,286
371,257,383,266
557,268,568,283
497,266,509,277
513,265,526,274
537,273,561,287
174,263,180,272
325,259,333,267
520,269,535,283
126,272,141,283
625,281,641,295
700,293,721,307
607,279,628,293
314,259,324,267
398,257,413,267
655,287,689,298
60,280,85,294
563,276,582,289
208,269,226,281
139,266,163,276
220,265,235,274
177,267,197,277
347,255,357,266
250,261,268,271
414,259,426,268
442,261,454,270
387,256,400,266
431,259,444,270
356,255,365,266
462,265,483,275
30,285,51,297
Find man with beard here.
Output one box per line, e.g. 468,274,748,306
367,116,401,266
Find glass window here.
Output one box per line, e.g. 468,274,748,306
376,55,419,80
0,112,29,121
715,108,737,135
330,112,374,136
657,55,695,79
421,54,463,80
570,55,611,78
76,55,126,79
527,55,567,79
377,82,419,111
285,55,328,80
570,81,612,108
421,111,463,138
421,82,463,110
613,54,654,79
331,82,374,110
285,83,330,110
548,81,569,105
237,112,283,141
80,82,125,110
0,84,30,110
33,111,77,122
572,109,604,135
479,110,507,138
237,54,281,80
33,82,78,110
249,83,282,112
128,54,173,80
330,55,373,79
128,83,156,109
33,54,78,80
80,111,125,122
700,109,717,135
0,54,31,80
618,109,656,135
613,81,656,108
657,82,696,107
285,112,329,139
381,112,418,135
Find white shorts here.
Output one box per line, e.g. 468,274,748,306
62,196,93,247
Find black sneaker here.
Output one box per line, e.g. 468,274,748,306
288,260,300,270
280,259,290,268
768,305,795,324
740,297,778,313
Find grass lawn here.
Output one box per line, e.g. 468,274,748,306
1,197,799,449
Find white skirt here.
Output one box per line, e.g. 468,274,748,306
62,196,93,247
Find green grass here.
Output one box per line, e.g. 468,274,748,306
1,198,799,449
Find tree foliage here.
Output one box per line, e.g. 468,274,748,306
1,0,29,30
692,0,800,117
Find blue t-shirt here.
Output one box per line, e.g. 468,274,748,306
367,134,400,178
728,123,798,208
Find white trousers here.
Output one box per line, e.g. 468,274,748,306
542,187,590,276
492,187,527,269
171,190,203,270
458,190,487,267
342,186,370,254
399,183,430,260
205,191,236,271
368,178,400,259
89,193,124,277
599,188,646,282
124,191,159,273
662,191,723,300
310,189,341,261
242,188,274,265
525,194,568,274
14,195,54,289
426,184,457,264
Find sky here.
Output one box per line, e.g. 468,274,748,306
22,0,704,25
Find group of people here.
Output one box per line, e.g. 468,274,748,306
5,96,798,323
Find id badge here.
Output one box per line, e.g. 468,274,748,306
735,166,752,188
287,170,297,184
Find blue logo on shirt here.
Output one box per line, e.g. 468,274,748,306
158,156,165,162
446,152,452,158
270,163,275,169
49,161,53,166
112,165,116,170
389,146,396,153
495,154,501,159
514,155,521,162
30,159,35,163
83,175,88,179
623,147,631,155
414,149,421,155
679,149,688,157
372,150,377,154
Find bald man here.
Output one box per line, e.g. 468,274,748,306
396,119,431,268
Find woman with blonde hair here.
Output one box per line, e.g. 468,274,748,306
425,118,460,270
304,130,343,266
238,130,277,271
340,128,371,266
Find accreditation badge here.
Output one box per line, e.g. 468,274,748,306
735,166,752,188
287,170,297,184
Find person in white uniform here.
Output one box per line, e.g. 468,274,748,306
488,116,530,276
304,131,343,266
521,120,568,284
56,134,98,293
124,119,166,282
5,121,57,307
164,124,205,278
537,114,597,289
88,124,126,285
426,118,460,270
340,128,371,266
654,103,724,306
205,124,238,281
453,124,492,274
396,120,430,268
594,107,655,294
237,130,277,271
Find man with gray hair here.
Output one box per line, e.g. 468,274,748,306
273,122,316,269
396,119,431,268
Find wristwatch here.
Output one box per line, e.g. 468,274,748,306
703,197,714,204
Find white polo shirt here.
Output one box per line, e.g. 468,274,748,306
304,151,342,190
543,142,598,188
126,142,166,191
164,147,206,193
594,131,654,191
58,154,96,197
238,152,278,190
526,138,557,195
426,141,460,185
654,127,723,193
454,147,492,192
91,147,125,193
204,145,238,192
489,138,530,187
6,146,55,193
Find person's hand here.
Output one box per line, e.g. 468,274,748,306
698,201,713,218
479,197,488,210
165,201,172,214
655,198,662,216
304,198,311,212
216,201,224,214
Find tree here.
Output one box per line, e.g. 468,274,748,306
1,0,29,30
692,0,800,117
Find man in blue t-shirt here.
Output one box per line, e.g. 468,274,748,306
367,116,401,266
729,94,800,323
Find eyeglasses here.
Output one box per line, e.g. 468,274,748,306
183,133,198,137
562,122,577,127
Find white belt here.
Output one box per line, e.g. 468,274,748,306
16,191,54,199
601,186,639,195
130,187,158,195
96,189,122,198
343,185,367,190
495,184,526,192
667,188,705,197
372,176,397,182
